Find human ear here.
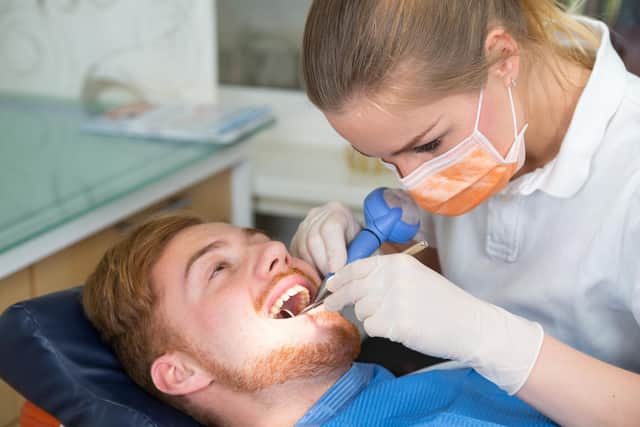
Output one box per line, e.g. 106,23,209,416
151,352,214,396
485,28,520,88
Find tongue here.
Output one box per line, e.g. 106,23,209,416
280,309,294,318
281,293,303,317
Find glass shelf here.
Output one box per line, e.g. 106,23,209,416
0,94,232,255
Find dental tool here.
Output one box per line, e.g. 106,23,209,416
281,308,295,318
298,187,424,316
344,187,422,265
298,240,429,315
399,239,429,257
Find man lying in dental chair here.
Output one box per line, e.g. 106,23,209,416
82,213,555,427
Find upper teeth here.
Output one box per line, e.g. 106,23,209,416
269,284,310,317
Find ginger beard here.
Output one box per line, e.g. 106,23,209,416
173,269,361,393
197,314,360,392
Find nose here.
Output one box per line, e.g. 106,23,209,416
254,240,292,279
384,158,407,179
382,155,423,179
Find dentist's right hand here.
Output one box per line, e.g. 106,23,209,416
290,202,361,276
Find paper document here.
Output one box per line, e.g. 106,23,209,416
82,104,274,145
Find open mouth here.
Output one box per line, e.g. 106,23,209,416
264,271,317,319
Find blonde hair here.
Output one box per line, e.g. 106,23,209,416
302,0,598,112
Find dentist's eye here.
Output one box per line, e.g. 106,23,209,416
413,139,441,153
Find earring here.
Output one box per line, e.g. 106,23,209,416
510,78,518,88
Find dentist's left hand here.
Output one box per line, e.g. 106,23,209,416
324,253,544,395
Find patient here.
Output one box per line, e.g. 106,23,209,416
83,213,553,427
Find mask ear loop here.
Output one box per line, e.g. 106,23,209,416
507,86,519,140
506,84,528,170
473,88,484,133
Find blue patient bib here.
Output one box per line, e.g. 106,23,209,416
297,363,556,427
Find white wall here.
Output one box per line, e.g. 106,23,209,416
217,0,311,88
0,0,218,104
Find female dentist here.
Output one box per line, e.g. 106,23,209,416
291,1,640,425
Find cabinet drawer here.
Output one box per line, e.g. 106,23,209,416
32,227,122,297
0,269,31,312
0,269,30,427
0,381,22,427
180,168,231,222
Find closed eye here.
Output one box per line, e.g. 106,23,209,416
210,262,229,280
413,139,442,153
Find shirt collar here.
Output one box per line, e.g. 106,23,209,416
295,363,374,426
507,17,628,198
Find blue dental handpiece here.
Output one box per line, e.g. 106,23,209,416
301,188,421,314
346,187,421,263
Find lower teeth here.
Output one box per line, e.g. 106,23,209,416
281,309,294,318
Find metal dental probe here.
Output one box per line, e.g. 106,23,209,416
297,240,429,316
282,309,295,318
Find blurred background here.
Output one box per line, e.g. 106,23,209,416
218,0,310,89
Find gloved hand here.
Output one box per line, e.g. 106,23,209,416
324,253,544,395
290,202,361,276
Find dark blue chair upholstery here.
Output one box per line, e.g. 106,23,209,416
0,287,203,427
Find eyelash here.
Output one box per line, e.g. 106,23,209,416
210,262,229,280
413,139,442,153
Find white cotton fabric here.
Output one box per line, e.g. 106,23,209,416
416,18,640,373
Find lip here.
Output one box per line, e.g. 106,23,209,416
262,272,317,318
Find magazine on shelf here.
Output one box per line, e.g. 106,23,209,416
82,103,274,145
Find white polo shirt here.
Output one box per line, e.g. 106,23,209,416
418,19,640,372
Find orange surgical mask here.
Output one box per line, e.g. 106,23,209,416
386,87,527,216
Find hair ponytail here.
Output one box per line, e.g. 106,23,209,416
519,0,598,69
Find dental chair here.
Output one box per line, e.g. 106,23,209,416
0,287,203,427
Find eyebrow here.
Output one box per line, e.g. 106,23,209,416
185,240,227,279
391,117,441,156
183,228,268,279
349,117,441,158
243,227,268,239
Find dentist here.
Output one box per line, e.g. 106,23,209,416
291,1,640,425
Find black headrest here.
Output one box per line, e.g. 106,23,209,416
0,287,203,427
